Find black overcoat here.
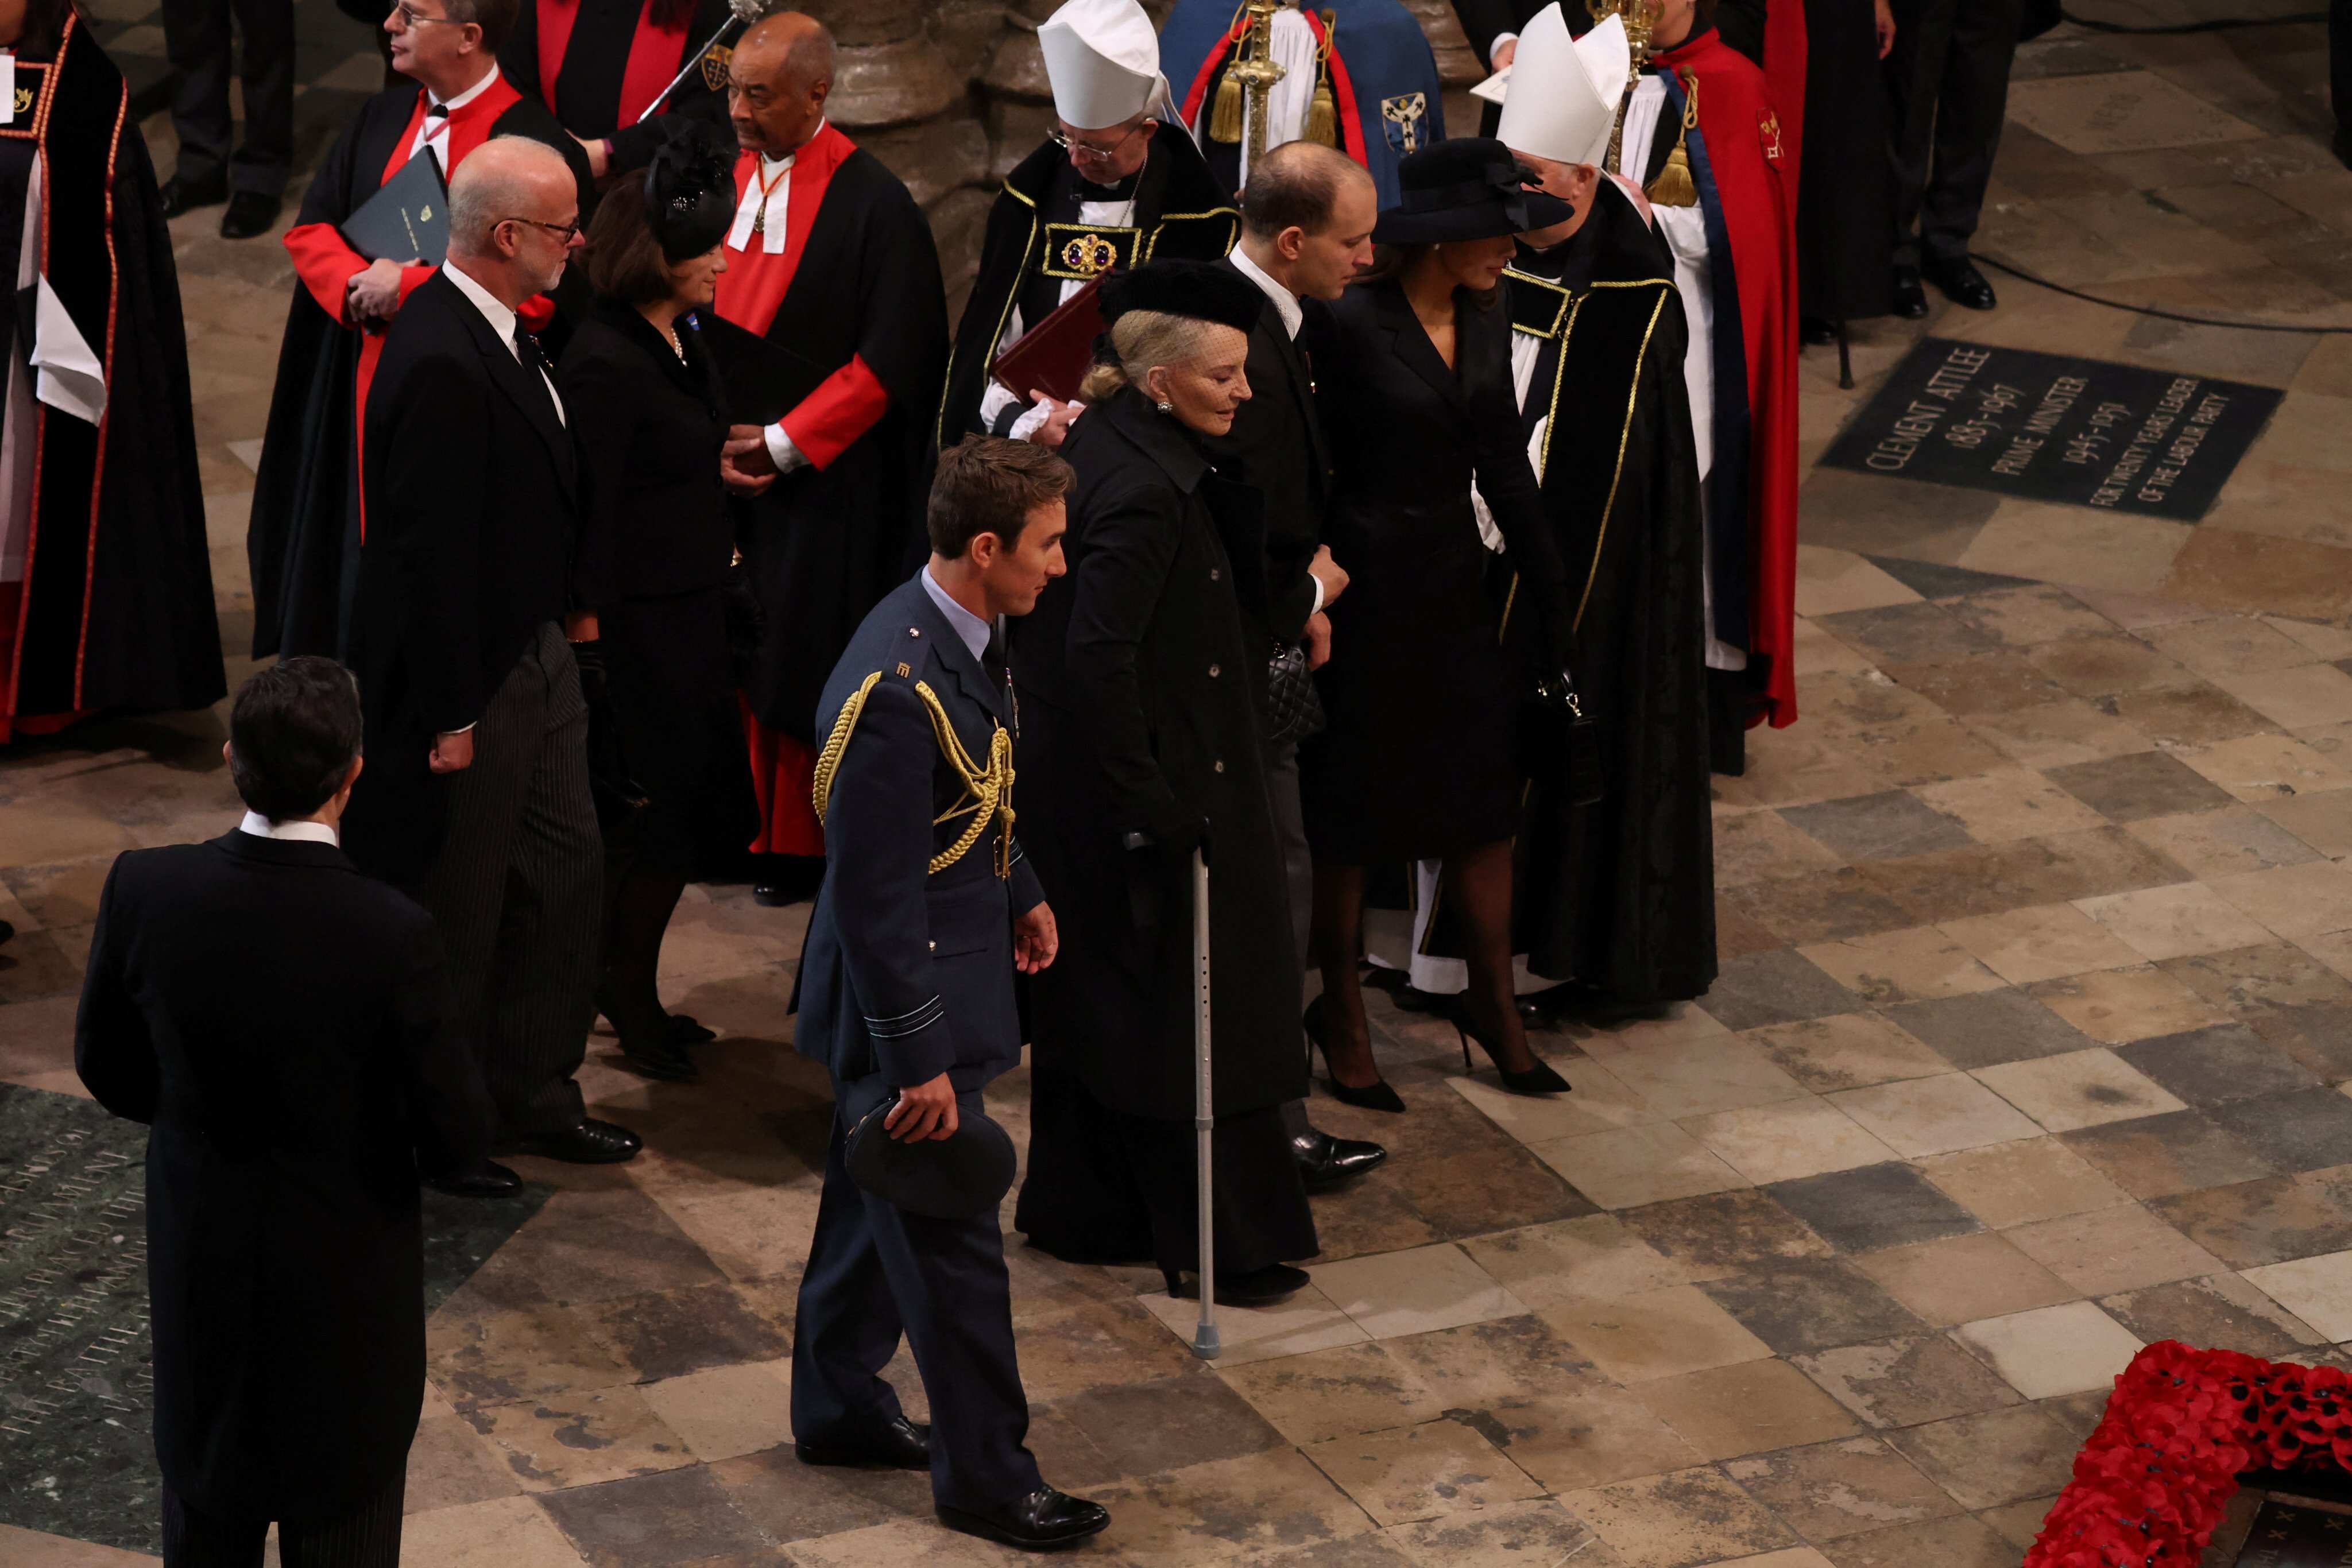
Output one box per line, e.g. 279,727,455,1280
1010,389,1304,1121
74,833,486,1523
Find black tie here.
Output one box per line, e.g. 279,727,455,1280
513,321,551,377
982,634,1008,692
424,100,449,119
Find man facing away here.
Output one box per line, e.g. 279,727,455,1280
791,438,1109,1552
343,135,639,1196
76,657,487,1567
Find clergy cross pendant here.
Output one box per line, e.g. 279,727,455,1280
752,204,766,239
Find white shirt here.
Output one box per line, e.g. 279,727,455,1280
238,811,339,846
443,260,566,425
920,566,993,663
408,64,501,174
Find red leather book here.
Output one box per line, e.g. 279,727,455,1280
989,275,1107,406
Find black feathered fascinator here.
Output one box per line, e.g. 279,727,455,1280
644,129,737,263
1099,259,1266,332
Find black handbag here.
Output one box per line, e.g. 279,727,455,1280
1263,641,1326,747
1519,665,1605,807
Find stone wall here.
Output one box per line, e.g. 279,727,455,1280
809,0,1486,326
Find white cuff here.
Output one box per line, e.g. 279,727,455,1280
442,722,476,735
764,422,809,474
1309,576,1325,616
1009,401,1054,443
1489,30,1518,65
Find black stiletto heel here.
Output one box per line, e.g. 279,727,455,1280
1453,1015,1570,1097
1303,995,1406,1113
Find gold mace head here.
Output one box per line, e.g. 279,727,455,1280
1585,0,1658,56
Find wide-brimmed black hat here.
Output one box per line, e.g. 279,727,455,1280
845,1095,1019,1219
1100,258,1266,331
1372,136,1574,245
643,125,737,262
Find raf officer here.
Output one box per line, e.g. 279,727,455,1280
790,437,1111,1552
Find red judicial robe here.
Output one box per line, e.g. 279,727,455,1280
0,14,221,740
500,0,732,174
246,73,589,663
709,125,947,856
1651,28,1800,729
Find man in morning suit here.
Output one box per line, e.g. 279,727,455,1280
76,658,487,1567
1214,141,1387,1193
343,136,640,1197
791,439,1110,1552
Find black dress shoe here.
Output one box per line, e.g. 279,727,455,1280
1890,265,1928,319
938,1487,1110,1551
1292,1128,1387,1194
617,1034,698,1083
669,1013,717,1045
424,1158,523,1199
795,1415,929,1470
1926,257,1997,311
160,172,228,218
493,1117,643,1164
220,190,282,239
1798,314,1839,347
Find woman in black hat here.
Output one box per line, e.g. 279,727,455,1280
1011,259,1319,1306
1301,137,1577,1110
559,130,764,1084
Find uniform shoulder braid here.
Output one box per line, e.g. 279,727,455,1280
810,654,1018,881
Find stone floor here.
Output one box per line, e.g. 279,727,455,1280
10,2,2352,1564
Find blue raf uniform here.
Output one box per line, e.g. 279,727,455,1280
791,568,1047,1513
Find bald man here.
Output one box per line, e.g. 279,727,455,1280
703,13,948,900
346,135,644,1195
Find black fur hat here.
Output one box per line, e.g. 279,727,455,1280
643,126,736,262
1100,259,1266,332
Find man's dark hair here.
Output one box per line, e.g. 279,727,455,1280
583,169,675,307
229,657,365,824
1241,141,1369,241
927,438,1073,558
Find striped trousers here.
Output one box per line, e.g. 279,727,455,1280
163,1470,404,1567
417,621,602,1136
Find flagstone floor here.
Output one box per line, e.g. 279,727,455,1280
10,3,2352,1564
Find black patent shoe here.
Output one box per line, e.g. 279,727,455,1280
1160,1261,1311,1307
1293,1128,1387,1194
669,1013,717,1045
220,190,281,239
494,1117,644,1164
795,1414,929,1470
424,1158,523,1199
1303,995,1405,1114
1890,264,1928,319
1926,256,1997,311
938,1487,1110,1551
160,172,227,218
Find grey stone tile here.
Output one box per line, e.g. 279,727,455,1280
2043,751,2238,823
1816,602,2007,668
1766,1163,1984,1255
2207,1087,2352,1175
1881,989,2097,1071
2113,1023,2320,1107
538,1466,774,1567
2060,1109,2281,1199
1699,1259,1927,1356
1779,792,1978,862
1699,949,1860,1032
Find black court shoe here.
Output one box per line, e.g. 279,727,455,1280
938,1488,1110,1551
1454,1019,1570,1097
1303,996,1405,1113
1160,1261,1312,1307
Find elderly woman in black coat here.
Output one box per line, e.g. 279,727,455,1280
1011,261,1317,1307
559,137,762,1085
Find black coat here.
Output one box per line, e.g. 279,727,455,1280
1199,261,1329,651
559,301,758,873
343,270,587,885
1449,0,1547,66
500,0,731,175
74,832,486,1522
1301,277,1569,864
1010,389,1303,1121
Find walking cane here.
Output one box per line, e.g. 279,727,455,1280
633,0,765,125
1190,844,1219,1360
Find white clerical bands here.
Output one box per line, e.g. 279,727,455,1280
866,996,947,1040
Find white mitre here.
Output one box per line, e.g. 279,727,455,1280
1495,6,1630,170
1038,0,1167,129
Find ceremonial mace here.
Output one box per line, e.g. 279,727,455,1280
1585,0,1657,177
636,0,772,124
1210,1,1290,179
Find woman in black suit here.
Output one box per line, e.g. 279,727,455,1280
1011,261,1317,1307
560,137,761,1083
501,0,734,181
1301,139,1576,1108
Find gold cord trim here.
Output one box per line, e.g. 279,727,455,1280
1573,289,1672,632
812,673,1016,878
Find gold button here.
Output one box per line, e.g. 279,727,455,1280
1208,664,1220,677
1213,760,1225,773
1210,568,1221,580
927,940,937,951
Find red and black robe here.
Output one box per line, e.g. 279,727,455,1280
246,73,591,664
500,0,732,175
706,125,948,857
0,13,221,740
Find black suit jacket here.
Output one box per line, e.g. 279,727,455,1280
75,831,485,1521
1202,258,1330,651
1451,0,1546,67
346,268,585,880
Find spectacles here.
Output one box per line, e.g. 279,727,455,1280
500,215,581,243
1048,121,1149,160
389,2,462,25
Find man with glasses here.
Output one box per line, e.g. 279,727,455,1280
937,0,1239,451
247,0,590,671
344,135,642,1197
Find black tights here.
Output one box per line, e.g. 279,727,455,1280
602,852,687,1042
1308,839,1536,1084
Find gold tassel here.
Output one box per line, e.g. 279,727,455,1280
1303,11,1339,146
1209,67,1243,142
1646,68,1700,208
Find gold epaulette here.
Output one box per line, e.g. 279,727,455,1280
811,672,1016,878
